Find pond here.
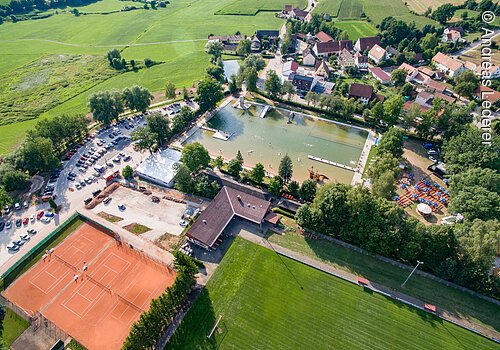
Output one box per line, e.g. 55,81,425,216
222,60,240,80
184,103,369,184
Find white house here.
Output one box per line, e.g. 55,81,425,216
302,48,317,66
368,44,387,65
432,52,465,78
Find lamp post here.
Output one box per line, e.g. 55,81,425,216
401,260,423,287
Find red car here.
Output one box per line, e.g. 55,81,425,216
37,211,44,220
22,217,29,225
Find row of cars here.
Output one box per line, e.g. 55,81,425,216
1,211,54,232
423,143,441,164
7,229,38,252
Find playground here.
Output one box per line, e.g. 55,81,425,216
3,222,176,350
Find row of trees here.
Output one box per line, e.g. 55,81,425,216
0,0,100,20
88,85,153,124
296,183,500,298
106,49,155,70
122,251,198,349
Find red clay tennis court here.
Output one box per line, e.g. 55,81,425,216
3,221,176,350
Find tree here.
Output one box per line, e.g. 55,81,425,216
236,39,252,57
212,155,224,169
106,48,123,69
0,188,12,209
454,71,480,98
443,127,499,174
131,126,157,154
371,170,397,199
282,81,295,101
17,137,59,174
250,163,265,183
229,75,238,94
174,164,195,193
377,127,404,158
183,87,190,100
265,71,282,99
236,150,244,165
305,91,320,106
123,85,153,113
146,113,171,146
88,90,124,124
400,82,413,97
299,179,317,202
144,58,154,67
296,204,317,230
432,4,456,24
391,69,407,86
205,41,224,62
288,180,299,197
278,154,293,183
196,77,223,112
181,142,210,172
421,33,439,51
122,165,133,179
227,159,243,178
206,65,225,81
402,103,420,130
165,81,176,99
456,219,500,272
268,176,284,196
448,168,500,221
383,94,404,126
371,102,385,123
0,164,28,192
244,67,258,92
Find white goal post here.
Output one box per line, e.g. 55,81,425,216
207,315,223,339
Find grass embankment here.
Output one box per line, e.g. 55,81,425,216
266,217,500,333
0,217,84,291
215,0,306,15
2,307,29,347
166,238,497,349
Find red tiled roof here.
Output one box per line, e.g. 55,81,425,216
316,31,333,43
316,40,353,54
426,79,447,93
349,83,374,99
432,52,463,72
356,36,381,51
369,67,391,82
474,85,500,103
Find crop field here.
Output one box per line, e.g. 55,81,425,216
405,0,463,14
359,0,437,27
0,0,284,154
215,0,306,15
335,20,378,40
314,0,342,17
338,0,363,19
166,238,498,350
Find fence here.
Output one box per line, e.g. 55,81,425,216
31,312,70,344
0,213,81,290
0,294,32,324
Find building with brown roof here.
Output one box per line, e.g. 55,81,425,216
432,52,465,78
313,40,353,58
368,44,387,64
290,8,309,20
338,48,355,68
354,36,381,52
316,31,334,43
474,85,500,104
354,52,368,69
315,60,331,77
186,186,271,249
369,67,391,84
348,83,376,105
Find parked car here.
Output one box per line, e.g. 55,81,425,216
0,222,4,231
37,211,44,220
118,204,126,210
41,216,52,223
3,205,10,214
5,220,12,229
45,212,55,218
14,203,21,211
84,197,93,205
103,197,112,205
13,239,24,246
428,156,437,163
179,220,188,227
30,214,35,223
20,234,30,241
427,149,439,156
15,219,22,227
75,183,82,190
7,244,19,252
22,217,29,225
92,189,102,197
27,229,37,235
151,196,160,203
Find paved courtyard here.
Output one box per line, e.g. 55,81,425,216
92,187,195,240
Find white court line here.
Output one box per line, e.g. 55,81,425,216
30,261,71,295
101,253,130,274
62,280,107,319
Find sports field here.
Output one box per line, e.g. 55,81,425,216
335,20,378,40
0,0,285,154
3,222,176,350
166,238,497,350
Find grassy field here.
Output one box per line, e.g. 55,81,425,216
359,0,437,27
266,221,500,334
216,0,306,15
0,54,117,125
314,0,342,17
0,0,285,154
338,0,363,19
335,20,378,40
2,307,29,347
166,238,498,350
405,0,463,14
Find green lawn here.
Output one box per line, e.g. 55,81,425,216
0,0,286,154
314,0,342,17
335,20,378,40
359,0,437,27
338,0,363,19
166,238,498,350
2,307,29,347
266,228,500,334
216,0,306,15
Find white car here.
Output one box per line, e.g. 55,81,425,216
179,220,188,227
428,156,437,163
29,214,35,223
41,216,52,223
20,234,30,241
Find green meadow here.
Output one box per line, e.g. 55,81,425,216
215,0,306,15
335,20,378,40
166,238,498,350
0,0,284,154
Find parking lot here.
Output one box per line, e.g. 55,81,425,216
91,186,194,241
